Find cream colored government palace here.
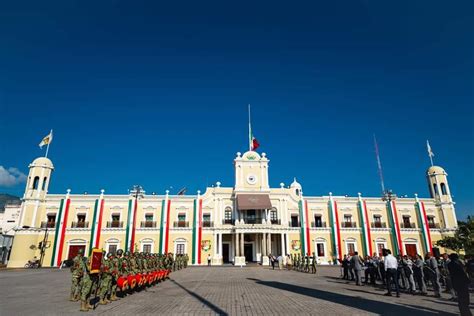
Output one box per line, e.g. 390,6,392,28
7,149,457,268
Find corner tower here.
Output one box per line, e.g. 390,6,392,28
426,165,457,228
20,157,54,227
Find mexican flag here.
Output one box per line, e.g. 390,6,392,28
251,133,260,151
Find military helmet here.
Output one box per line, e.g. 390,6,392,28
116,249,124,256
107,252,113,258
78,248,84,255
124,251,130,256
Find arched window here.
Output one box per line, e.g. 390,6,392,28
440,183,447,195
270,207,278,224
295,189,300,196
41,177,48,191
224,207,232,224
32,176,40,190
433,183,438,195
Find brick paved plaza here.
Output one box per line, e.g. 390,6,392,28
0,266,471,315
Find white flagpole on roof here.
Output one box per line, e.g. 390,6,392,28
248,104,252,151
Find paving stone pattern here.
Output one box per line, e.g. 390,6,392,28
0,266,470,315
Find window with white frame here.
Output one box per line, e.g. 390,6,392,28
316,243,325,257
176,243,185,255
143,244,152,253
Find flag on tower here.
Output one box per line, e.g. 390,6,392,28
427,140,434,157
251,133,260,151
248,104,260,151
427,140,434,166
39,130,53,148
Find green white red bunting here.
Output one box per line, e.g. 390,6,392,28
51,190,71,266
415,195,432,254
328,194,342,261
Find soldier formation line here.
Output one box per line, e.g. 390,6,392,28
70,249,188,312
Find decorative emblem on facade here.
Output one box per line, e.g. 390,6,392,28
291,240,301,251
201,240,211,252
247,155,256,160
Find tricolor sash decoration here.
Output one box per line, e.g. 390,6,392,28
357,194,372,257
386,200,403,256
297,198,310,255
192,192,202,264
415,194,432,254
89,191,105,256
125,198,133,252
130,196,139,253
159,192,171,254
328,193,342,261
51,190,71,266
304,200,311,255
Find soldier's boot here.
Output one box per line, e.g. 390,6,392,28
110,293,118,301
99,298,107,305
69,293,75,301
87,301,94,309
80,300,89,312
73,294,80,302
104,296,111,303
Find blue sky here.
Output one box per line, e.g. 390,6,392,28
0,1,472,219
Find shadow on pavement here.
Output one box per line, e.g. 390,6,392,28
170,279,228,316
247,278,458,316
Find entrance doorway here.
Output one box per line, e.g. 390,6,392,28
68,245,86,260
244,244,253,262
405,244,417,257
223,244,230,263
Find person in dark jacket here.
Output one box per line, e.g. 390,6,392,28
447,253,472,316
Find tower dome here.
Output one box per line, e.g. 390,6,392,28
290,177,302,189
30,157,54,168
427,165,446,175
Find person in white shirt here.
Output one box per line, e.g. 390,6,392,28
384,249,400,297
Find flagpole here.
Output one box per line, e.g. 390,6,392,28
45,142,50,158
45,129,52,158
248,104,252,151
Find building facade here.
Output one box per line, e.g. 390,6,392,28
7,150,457,267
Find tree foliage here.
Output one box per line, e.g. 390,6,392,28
436,216,474,255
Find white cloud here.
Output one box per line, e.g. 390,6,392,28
0,166,27,187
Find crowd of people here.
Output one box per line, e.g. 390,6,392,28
69,249,188,312
341,250,473,316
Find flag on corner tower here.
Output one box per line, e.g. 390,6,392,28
39,130,53,148
426,140,434,158
251,133,260,151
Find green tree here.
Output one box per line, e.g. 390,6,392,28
436,216,474,255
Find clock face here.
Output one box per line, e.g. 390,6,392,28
247,174,257,185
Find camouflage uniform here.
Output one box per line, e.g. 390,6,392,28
70,250,84,301
79,256,93,311
99,253,112,305
311,252,317,274
109,253,120,301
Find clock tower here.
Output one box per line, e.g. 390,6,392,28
234,151,270,192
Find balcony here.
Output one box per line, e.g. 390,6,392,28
71,221,89,228
222,219,235,225
140,221,157,228
400,223,416,229
289,221,301,228
173,221,189,228
106,221,123,228
341,222,357,228
40,221,56,229
203,221,214,228
371,222,387,228
311,221,326,228
428,223,440,229
242,217,264,224
270,219,281,225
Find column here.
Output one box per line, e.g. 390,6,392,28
235,233,239,257
214,232,218,257
219,233,223,257
281,233,285,256
267,233,272,255
262,232,267,256
240,233,244,257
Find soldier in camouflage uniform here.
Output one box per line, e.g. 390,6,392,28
108,252,120,301
99,251,112,305
70,248,84,301
304,254,310,273
184,254,189,268
310,252,317,274
79,255,93,312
